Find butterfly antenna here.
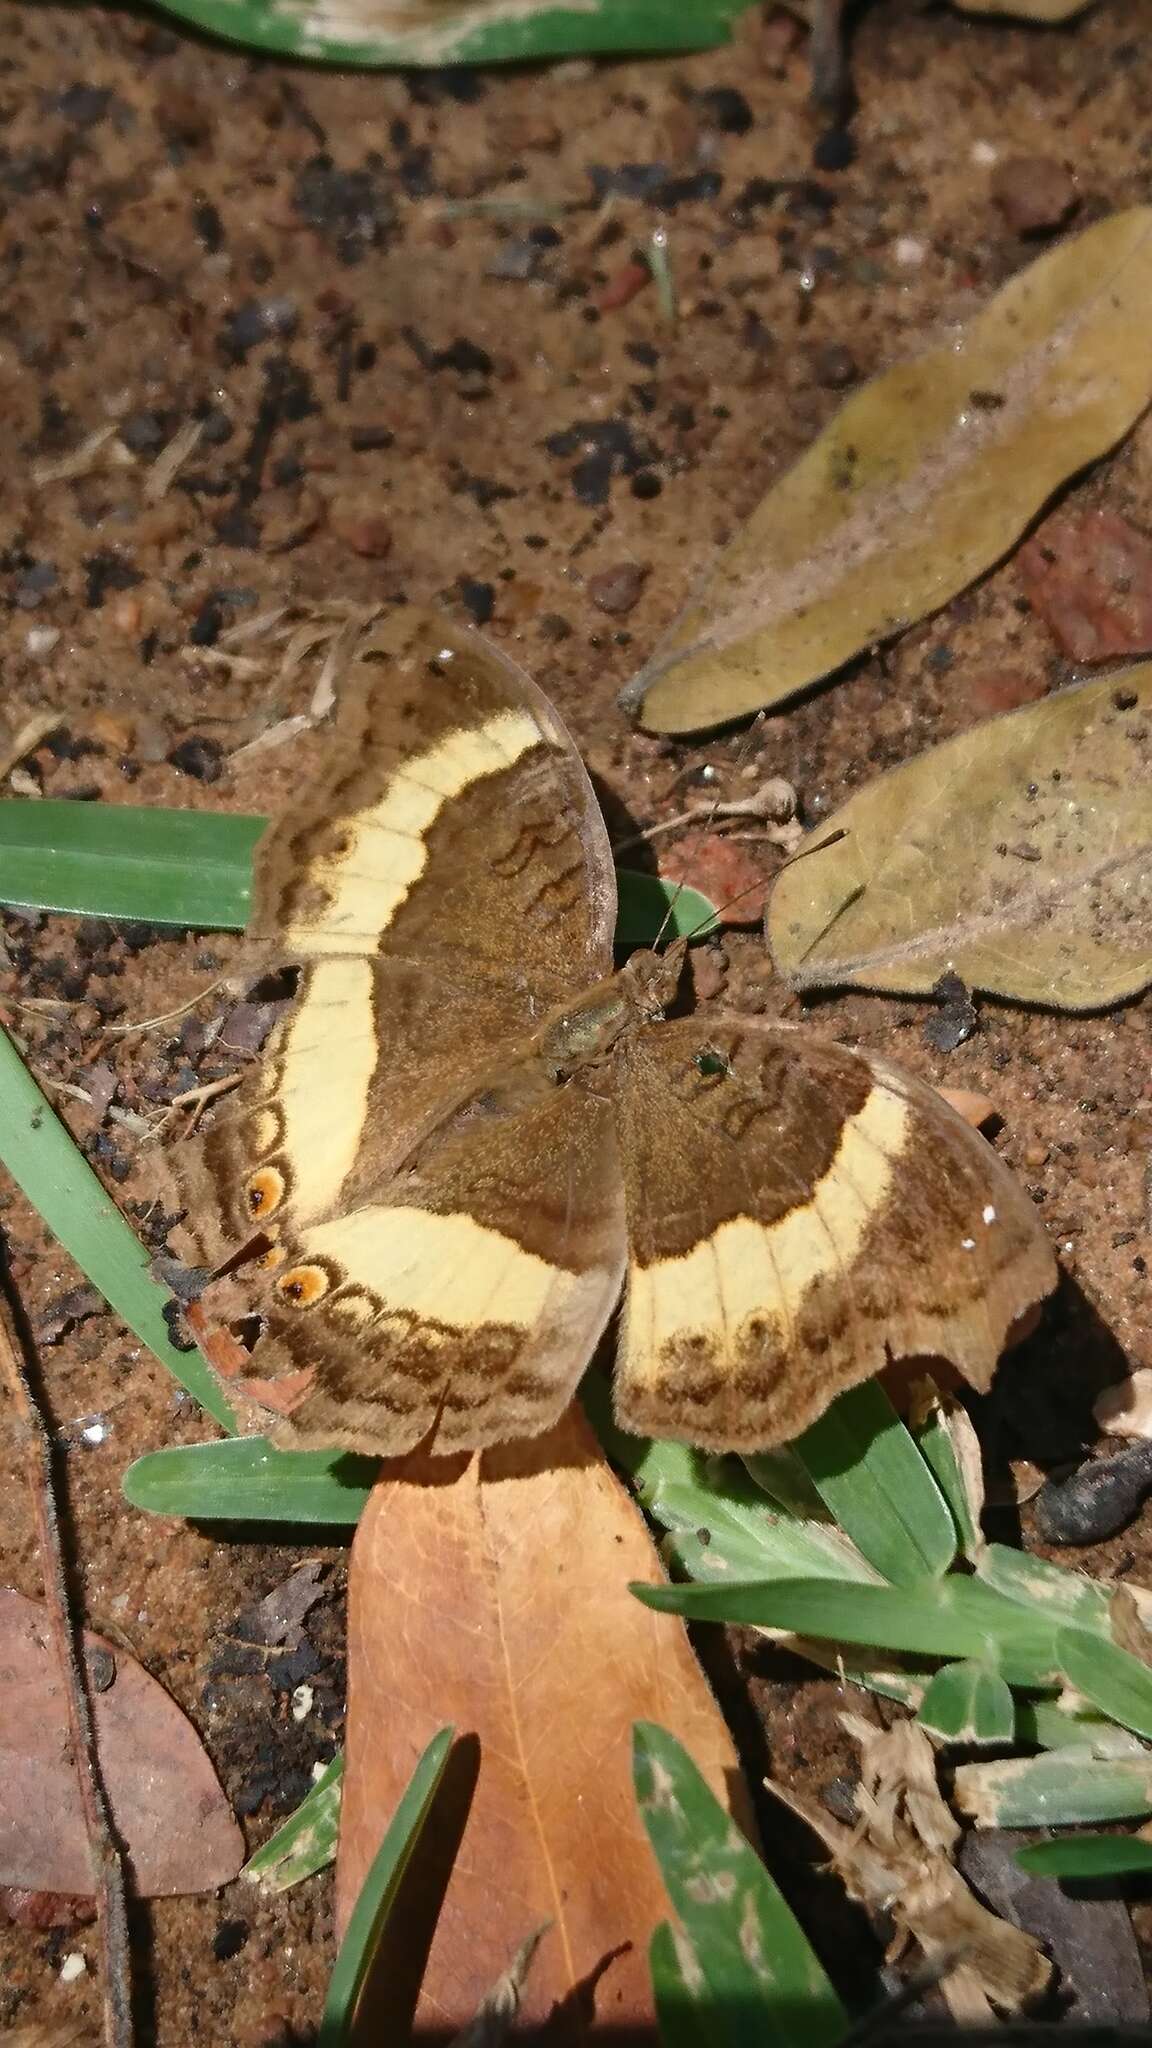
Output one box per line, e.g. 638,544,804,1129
673,825,850,947
648,713,768,954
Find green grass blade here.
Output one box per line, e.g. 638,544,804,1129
631,1575,1062,1689
649,1922,718,2048
917,1660,1015,1748
0,802,715,945
153,0,748,67
977,1543,1113,1634
318,1726,454,2047
634,1723,847,2048
791,1382,957,1584
0,799,262,928
584,1378,878,1585
1014,1834,1152,1881
1057,1625,1152,1741
0,1024,235,1431
910,1392,982,1559
954,1747,1152,1828
243,1756,344,1892
122,1437,378,1523
1018,1696,1148,1754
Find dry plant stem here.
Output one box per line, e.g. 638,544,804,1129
0,1272,134,2048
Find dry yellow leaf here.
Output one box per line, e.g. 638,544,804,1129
624,208,1152,733
767,667,1152,1009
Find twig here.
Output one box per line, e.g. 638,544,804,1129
0,1263,134,2047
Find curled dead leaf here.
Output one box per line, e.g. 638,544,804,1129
768,667,1152,1008
624,208,1152,731
772,1717,1050,2021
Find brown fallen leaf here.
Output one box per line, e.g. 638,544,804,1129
0,1589,243,1897
1018,507,1152,661
622,208,1152,732
767,666,1152,1008
337,1403,745,2034
772,1717,1050,2022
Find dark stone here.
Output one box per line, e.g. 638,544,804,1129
292,154,395,265
187,595,225,647
84,553,141,609
119,409,167,455
456,577,494,626
220,297,298,362
212,1920,249,1963
924,971,978,1053
167,735,224,782
813,127,857,172
1034,1440,1152,1544
695,86,753,135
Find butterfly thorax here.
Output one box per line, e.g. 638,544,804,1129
534,942,686,1083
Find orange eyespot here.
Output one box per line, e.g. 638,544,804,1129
246,1167,286,1219
277,1264,330,1308
256,1243,285,1272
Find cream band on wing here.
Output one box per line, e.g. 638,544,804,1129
623,1085,910,1383
284,709,545,954
276,957,378,1221
297,1204,579,1330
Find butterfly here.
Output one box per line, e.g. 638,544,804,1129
165,607,1056,1456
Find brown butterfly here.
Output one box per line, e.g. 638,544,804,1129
165,608,1055,1456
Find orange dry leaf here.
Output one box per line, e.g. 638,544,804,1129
337,1403,745,2035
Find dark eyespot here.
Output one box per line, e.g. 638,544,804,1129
246,1166,286,1218
277,1264,330,1308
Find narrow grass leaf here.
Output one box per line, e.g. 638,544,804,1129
917,1660,1015,1747
0,802,716,947
0,799,261,928
630,1576,1062,1689
122,1437,378,1524
791,1381,956,1583
318,1726,454,2048
583,1378,878,1585
243,1757,344,1893
910,1392,982,1559
152,0,748,68
649,1922,720,2048
977,1543,1112,1634
1057,1625,1152,1741
741,1448,829,1521
0,1024,235,1431
1018,1696,1149,1755
954,1747,1152,1828
634,1723,846,2048
1014,1835,1152,1881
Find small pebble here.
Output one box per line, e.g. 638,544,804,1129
810,342,857,389
168,735,224,783
1033,1440,1152,1545
587,561,650,616
991,154,1078,237
924,971,978,1053
59,1952,87,1984
327,498,392,559
695,86,753,135
457,578,494,626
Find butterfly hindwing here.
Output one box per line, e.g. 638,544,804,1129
248,1064,627,1457
613,1017,1056,1450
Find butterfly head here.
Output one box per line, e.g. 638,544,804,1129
620,937,688,1021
